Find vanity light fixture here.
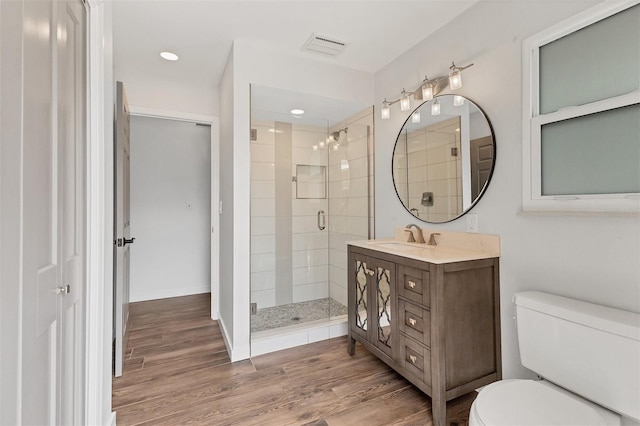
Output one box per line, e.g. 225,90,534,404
400,90,411,111
453,95,465,106
380,61,473,119
160,51,179,61
421,79,434,101
411,110,421,123
381,100,391,120
431,98,441,116
448,62,463,90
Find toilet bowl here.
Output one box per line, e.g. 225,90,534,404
469,379,620,426
468,291,640,426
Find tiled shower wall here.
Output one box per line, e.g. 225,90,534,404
328,107,374,307
251,108,373,313
250,120,329,309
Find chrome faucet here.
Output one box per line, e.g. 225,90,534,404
428,232,441,246
405,223,426,243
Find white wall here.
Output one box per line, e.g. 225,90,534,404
374,0,640,380
114,67,218,118
129,115,211,302
219,40,374,360
218,48,235,355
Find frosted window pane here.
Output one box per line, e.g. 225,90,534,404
541,104,640,195
539,5,640,114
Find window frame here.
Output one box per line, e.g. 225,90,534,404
522,0,640,213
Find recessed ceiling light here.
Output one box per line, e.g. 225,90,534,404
160,51,179,61
290,109,304,115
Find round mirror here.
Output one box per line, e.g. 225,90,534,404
392,95,495,223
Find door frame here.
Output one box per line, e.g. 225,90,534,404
85,1,115,424
125,105,219,321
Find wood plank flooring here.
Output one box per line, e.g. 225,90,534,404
113,293,476,426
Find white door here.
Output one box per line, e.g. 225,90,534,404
11,0,87,423
114,81,132,377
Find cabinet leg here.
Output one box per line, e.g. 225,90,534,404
432,394,446,426
347,335,356,356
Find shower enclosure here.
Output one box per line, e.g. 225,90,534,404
250,87,374,339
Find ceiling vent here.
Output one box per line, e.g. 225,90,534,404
302,33,348,57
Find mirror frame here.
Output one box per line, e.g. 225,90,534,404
391,95,496,223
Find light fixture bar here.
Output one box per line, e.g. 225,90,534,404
380,61,473,119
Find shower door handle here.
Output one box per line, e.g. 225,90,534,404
317,210,326,231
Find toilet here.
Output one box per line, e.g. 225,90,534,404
469,291,640,426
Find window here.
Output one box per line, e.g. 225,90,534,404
522,1,640,213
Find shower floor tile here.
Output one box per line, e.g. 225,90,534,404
251,298,348,333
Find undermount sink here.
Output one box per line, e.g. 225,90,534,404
372,242,432,250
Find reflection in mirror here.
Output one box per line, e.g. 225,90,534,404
392,95,495,223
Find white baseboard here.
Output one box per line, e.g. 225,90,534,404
217,315,233,362
130,285,210,303
109,411,116,426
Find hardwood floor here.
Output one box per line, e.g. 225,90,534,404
113,293,476,425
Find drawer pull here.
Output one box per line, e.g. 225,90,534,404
409,354,417,364
408,317,417,327
408,280,416,289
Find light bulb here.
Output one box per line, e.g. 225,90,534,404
453,95,464,106
449,64,462,90
422,82,434,101
332,143,340,151
313,145,318,151
160,51,179,61
319,140,325,148
431,99,441,116
411,111,421,123
400,90,411,111
381,101,390,120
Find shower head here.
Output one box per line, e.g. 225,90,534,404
331,127,348,142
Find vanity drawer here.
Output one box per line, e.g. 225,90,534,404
399,299,431,346
399,334,431,386
397,265,430,307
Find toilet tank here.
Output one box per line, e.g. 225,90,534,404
514,291,640,422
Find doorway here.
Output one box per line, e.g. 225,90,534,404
112,113,213,379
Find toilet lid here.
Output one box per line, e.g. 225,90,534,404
473,380,608,426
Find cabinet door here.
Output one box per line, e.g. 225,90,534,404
350,252,372,341
372,258,397,360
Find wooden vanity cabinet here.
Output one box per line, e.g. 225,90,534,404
347,245,501,426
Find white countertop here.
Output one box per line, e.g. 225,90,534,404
348,230,500,264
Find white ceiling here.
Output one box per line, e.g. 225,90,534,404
113,0,478,118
